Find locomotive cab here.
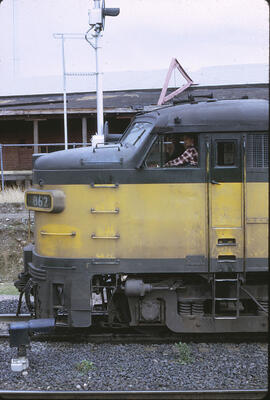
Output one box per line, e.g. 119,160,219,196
16,99,268,333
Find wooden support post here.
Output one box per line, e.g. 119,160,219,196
82,117,87,146
33,120,39,153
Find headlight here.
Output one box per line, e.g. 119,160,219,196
25,190,65,213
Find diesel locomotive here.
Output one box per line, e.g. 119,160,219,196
15,98,268,333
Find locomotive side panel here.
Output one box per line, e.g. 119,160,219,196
34,183,207,262
246,182,268,269
245,131,268,271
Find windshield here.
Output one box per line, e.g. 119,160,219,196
121,122,153,146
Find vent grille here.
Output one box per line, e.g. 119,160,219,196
247,134,268,168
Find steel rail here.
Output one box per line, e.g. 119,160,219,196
0,316,268,343
1,332,267,343
0,389,267,399
0,314,31,337
0,314,31,322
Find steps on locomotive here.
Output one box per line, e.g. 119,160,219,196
212,273,241,320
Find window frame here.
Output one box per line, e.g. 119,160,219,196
214,139,239,169
120,121,154,147
144,133,200,169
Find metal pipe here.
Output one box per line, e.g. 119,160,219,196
242,135,247,279
95,29,104,138
61,36,68,150
2,143,88,147
27,210,31,242
240,286,268,314
0,144,4,191
12,0,16,76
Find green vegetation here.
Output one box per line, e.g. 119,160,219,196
75,360,95,374
175,342,193,364
0,282,18,295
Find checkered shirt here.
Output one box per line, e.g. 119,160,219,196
166,146,198,167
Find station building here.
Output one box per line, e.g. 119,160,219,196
0,82,268,186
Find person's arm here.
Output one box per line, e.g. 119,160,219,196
165,148,193,167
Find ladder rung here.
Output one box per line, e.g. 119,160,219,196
215,298,238,301
212,273,240,320
215,279,238,282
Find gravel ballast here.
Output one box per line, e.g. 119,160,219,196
0,298,28,314
0,340,267,391
0,297,268,392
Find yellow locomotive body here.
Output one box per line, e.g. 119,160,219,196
17,99,268,332
30,181,268,277
34,183,207,259
33,181,268,262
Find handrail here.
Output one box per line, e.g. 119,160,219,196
205,140,211,275
40,231,76,237
90,208,119,214
91,234,120,240
1,143,89,147
90,183,119,189
242,135,247,278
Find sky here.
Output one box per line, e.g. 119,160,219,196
0,0,268,94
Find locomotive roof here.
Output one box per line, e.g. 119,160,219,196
148,98,268,134
34,99,268,173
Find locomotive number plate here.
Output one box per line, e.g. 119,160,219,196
26,193,52,209
25,190,65,213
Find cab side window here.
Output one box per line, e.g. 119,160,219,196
145,134,199,168
216,141,236,166
145,139,162,168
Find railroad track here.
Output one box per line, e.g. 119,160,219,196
0,314,31,337
0,314,267,343
0,313,31,323
0,389,267,399
0,315,266,399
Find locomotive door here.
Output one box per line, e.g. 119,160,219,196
208,134,245,273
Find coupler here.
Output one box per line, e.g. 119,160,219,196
9,318,55,372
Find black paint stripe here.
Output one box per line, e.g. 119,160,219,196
32,252,268,274
33,168,268,185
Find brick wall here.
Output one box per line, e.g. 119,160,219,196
0,120,33,171
0,116,131,171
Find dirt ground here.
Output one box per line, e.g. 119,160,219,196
0,203,33,284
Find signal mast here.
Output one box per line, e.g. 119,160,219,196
86,0,120,146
